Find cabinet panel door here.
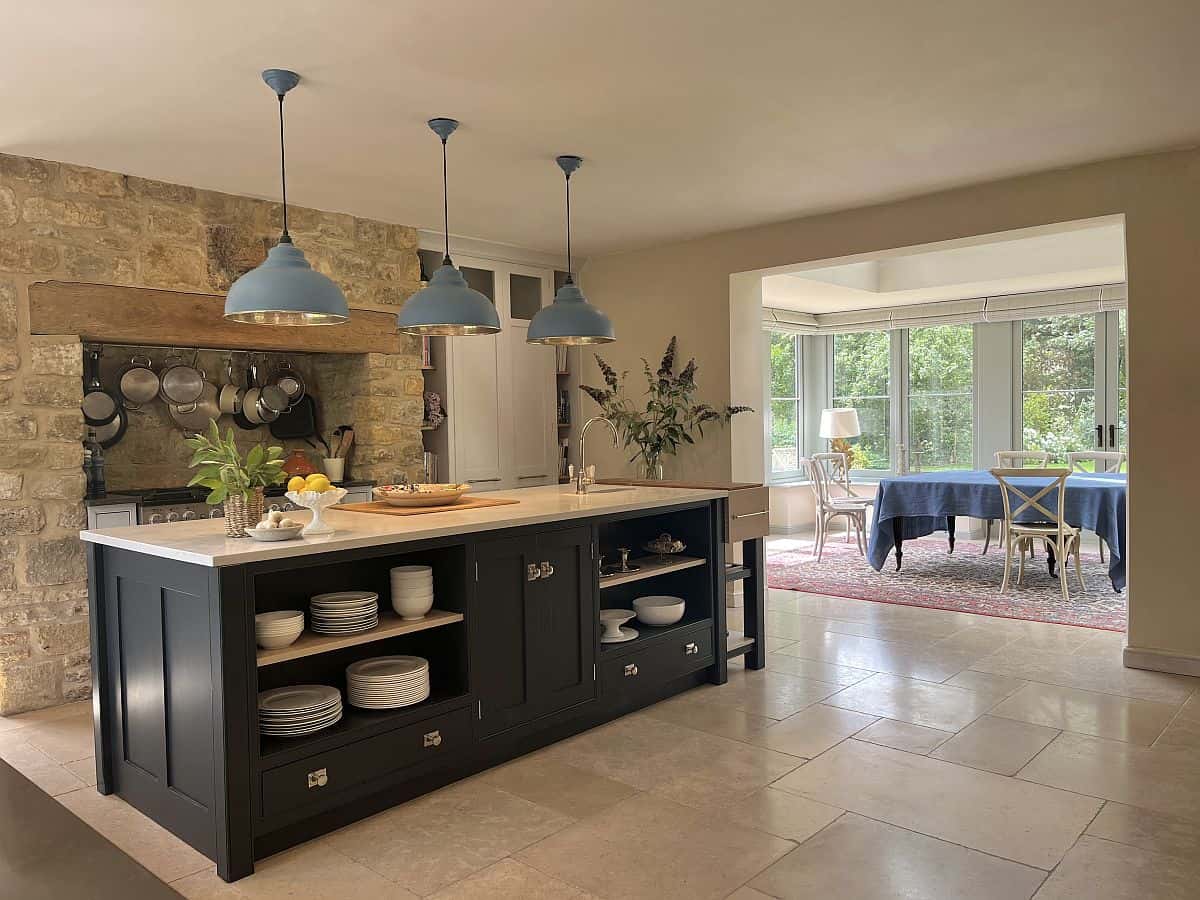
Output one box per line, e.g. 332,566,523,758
530,527,596,715
506,269,557,485
449,264,505,488
472,535,537,736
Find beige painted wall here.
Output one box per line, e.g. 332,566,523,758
578,146,1200,665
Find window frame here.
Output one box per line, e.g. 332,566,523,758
764,330,806,482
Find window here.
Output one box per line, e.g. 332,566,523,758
768,332,801,476
832,331,890,470
1020,315,1096,464
907,324,974,470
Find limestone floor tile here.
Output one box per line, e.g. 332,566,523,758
323,780,574,896
773,739,1101,869
685,668,841,719
0,732,88,794
855,718,954,754
1032,835,1197,899
725,888,773,900
927,625,1018,656
749,703,876,758
1086,802,1200,861
430,859,599,899
970,644,1197,705
989,681,1177,746
642,691,776,742
516,792,794,900
995,622,1098,655
944,669,1029,702
9,707,96,763
763,636,794,652
823,672,993,732
749,813,1045,900
14,757,87,796
645,731,803,809
64,756,98,787
931,715,1059,775
789,614,951,645
478,755,637,820
1155,714,1200,749
763,652,874,686
1017,732,1200,823
57,786,213,882
775,631,981,682
541,715,705,789
1070,629,1128,658
722,787,843,843
173,842,421,899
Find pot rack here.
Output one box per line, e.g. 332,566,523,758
84,341,306,358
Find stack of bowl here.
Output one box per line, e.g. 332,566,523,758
390,565,435,620
255,610,304,650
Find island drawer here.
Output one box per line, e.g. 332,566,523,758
260,706,471,818
599,622,714,697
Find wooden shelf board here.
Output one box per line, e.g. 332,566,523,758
256,609,464,667
724,564,751,583
555,370,570,376
727,633,755,658
598,554,706,589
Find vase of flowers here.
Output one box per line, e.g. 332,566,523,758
581,337,751,479
185,420,287,537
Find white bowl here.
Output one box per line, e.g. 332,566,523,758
256,628,303,650
246,524,304,542
632,595,686,627
391,592,435,621
256,610,304,627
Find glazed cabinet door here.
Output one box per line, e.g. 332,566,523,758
528,527,595,715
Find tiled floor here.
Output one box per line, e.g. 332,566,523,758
3,582,1200,898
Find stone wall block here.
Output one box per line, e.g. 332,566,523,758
0,445,43,468
22,376,82,408
30,336,82,376
62,648,91,701
32,620,89,656
141,241,206,290
62,244,137,283
126,176,195,204
386,224,418,250
205,223,267,291
0,505,45,535
0,345,18,374
0,280,16,338
44,412,82,441
22,536,86,586
146,203,201,241
61,164,126,198
55,503,86,529
0,472,23,500
22,196,107,228
403,373,425,396
0,631,30,663
0,660,60,714
44,443,83,471
0,413,38,439
30,471,85,501
0,186,17,227
0,239,59,273
0,154,56,184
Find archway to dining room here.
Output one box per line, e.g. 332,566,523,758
728,216,1130,655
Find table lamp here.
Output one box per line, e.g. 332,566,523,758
819,407,861,472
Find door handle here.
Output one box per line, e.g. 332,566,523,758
518,474,549,479
526,563,542,582
468,478,502,484
1108,424,1116,448
684,641,699,655
624,663,639,677
1095,424,1103,449
422,730,442,748
539,560,555,579
732,511,768,520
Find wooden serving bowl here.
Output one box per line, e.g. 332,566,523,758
373,483,471,508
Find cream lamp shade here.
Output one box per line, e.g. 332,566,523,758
819,407,861,439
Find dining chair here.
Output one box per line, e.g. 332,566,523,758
1065,451,1127,562
803,455,870,562
990,467,1084,602
982,450,1052,555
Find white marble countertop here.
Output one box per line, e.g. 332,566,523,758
78,484,727,567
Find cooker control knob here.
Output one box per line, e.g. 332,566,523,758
269,504,282,513
182,510,197,521
210,508,224,519
148,513,163,525
166,511,180,523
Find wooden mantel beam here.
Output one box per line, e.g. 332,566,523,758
28,281,402,355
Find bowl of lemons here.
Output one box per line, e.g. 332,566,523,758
285,473,347,536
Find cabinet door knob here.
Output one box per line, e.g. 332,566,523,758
624,663,639,677
526,563,542,582
684,641,699,655
539,561,555,579
307,767,328,788
423,730,442,748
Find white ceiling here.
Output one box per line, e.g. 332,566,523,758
3,2,1198,256
762,221,1127,313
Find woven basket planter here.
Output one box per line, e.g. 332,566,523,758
223,487,264,538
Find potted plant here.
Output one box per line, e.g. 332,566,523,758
581,337,751,479
185,420,287,537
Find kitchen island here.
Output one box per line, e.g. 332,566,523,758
80,484,731,881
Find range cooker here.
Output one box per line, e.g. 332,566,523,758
130,481,376,524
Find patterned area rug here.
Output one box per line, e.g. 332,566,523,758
766,534,1127,631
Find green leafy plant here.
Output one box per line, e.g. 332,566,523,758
581,336,752,478
184,419,286,505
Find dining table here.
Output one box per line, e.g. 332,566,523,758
866,470,1127,591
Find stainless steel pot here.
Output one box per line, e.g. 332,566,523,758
159,351,205,405
117,355,159,408
246,362,286,423
269,358,305,406
217,357,242,415
170,382,220,433
81,347,119,427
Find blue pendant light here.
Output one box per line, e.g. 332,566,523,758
397,119,500,336
527,155,614,345
225,69,349,326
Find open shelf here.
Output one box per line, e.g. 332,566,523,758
598,614,712,657
724,564,750,582
727,632,755,659
256,609,464,668
598,555,706,589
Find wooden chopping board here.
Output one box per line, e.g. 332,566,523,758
338,496,519,517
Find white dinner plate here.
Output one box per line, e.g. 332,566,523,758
258,685,341,713
311,590,378,603
346,656,428,680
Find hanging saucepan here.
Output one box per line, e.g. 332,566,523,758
269,358,305,407
170,381,221,434
116,354,159,409
81,347,120,427
93,405,128,449
159,350,205,406
244,362,287,424
217,356,243,415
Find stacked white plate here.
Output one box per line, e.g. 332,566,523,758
390,565,435,620
258,685,342,737
310,591,379,635
346,656,430,709
255,610,304,650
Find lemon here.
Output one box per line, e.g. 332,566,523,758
306,475,332,494
287,476,307,493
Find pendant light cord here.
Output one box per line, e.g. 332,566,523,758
277,93,291,243
564,168,574,283
441,136,451,266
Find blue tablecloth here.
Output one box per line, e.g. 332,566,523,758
867,470,1127,591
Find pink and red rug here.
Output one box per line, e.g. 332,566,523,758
766,535,1127,632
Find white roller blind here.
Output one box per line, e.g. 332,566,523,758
762,307,818,333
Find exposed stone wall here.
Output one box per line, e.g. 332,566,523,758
0,152,425,714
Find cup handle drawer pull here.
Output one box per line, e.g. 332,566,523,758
684,641,700,655
307,767,328,788
624,663,639,677
423,730,442,748
539,560,555,579
526,563,542,582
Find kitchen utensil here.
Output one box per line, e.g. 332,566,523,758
93,405,129,449
632,595,686,627
246,362,286,423
246,524,304,543
117,355,159,408
218,357,243,415
617,548,639,573
373,483,470,507
269,358,306,405
599,609,638,643
159,351,205,405
270,393,319,441
81,347,119,427
169,381,220,433
286,487,348,535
